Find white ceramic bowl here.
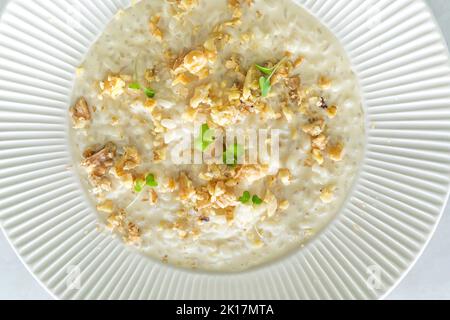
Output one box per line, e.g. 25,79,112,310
1,0,450,299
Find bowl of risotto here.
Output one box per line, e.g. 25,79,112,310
1,0,450,299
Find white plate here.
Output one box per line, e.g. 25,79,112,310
1,0,450,300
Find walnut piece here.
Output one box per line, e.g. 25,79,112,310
82,142,117,180
70,97,91,129
329,143,344,162
179,172,196,201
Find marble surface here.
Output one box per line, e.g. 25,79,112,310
0,0,449,300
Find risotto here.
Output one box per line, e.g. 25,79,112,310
69,0,365,271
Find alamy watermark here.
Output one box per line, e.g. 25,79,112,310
66,265,81,291
366,265,384,291
169,122,281,167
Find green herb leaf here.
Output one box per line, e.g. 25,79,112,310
129,82,141,90
239,191,251,204
134,178,144,193
144,87,156,98
195,124,215,152
145,174,158,187
255,64,273,75
259,76,271,97
252,195,263,205
256,57,287,97
223,142,244,166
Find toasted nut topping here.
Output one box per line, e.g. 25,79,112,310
172,73,194,86
282,104,294,123
184,50,208,75
293,56,304,68
264,190,278,217
312,134,328,151
320,186,335,203
312,148,324,165
70,97,91,129
326,105,338,118
179,172,196,201
97,200,114,213
148,189,158,205
99,75,127,99
82,142,117,179
190,84,212,109
302,119,325,137
329,143,344,161
318,76,332,89
279,200,290,211
278,168,292,186
149,15,163,41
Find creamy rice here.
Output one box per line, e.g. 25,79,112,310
70,0,365,271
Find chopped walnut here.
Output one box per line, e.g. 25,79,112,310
312,134,329,151
107,210,126,230
318,76,332,89
183,49,208,76
236,164,269,183
242,65,259,101
271,59,293,85
264,190,278,218
279,200,290,211
208,181,238,209
82,143,117,188
113,146,141,189
144,68,157,83
106,210,140,244
117,146,141,171
169,0,198,18
143,98,157,112
302,119,325,137
70,97,91,129
97,200,114,213
125,222,141,243
293,56,304,68
165,177,177,192
172,73,195,86
278,168,292,186
149,15,163,41
328,143,344,161
311,148,324,165
99,75,128,100
190,84,212,109
199,164,237,182
153,144,167,163
225,54,241,71
210,106,236,127
228,0,242,18
179,172,196,201
148,189,158,205
286,76,302,102
282,104,294,123
326,105,338,118
320,186,335,203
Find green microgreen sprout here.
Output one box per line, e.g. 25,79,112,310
239,191,251,204
129,54,156,98
129,82,141,90
145,174,158,187
144,87,156,98
223,142,244,166
134,174,158,193
256,57,287,97
134,178,145,193
195,123,215,152
252,195,263,205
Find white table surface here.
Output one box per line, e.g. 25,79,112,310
0,0,450,300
